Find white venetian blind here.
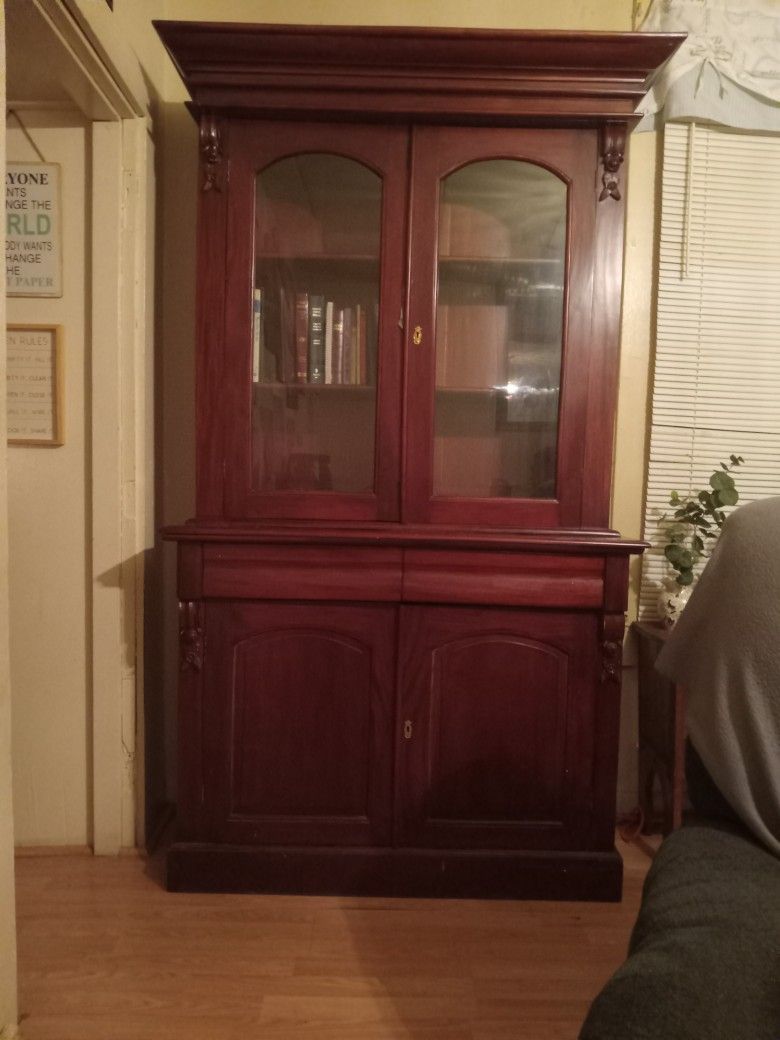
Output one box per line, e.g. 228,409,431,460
641,121,780,616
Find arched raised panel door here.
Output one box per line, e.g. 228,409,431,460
202,602,397,846
219,121,409,522
397,606,599,850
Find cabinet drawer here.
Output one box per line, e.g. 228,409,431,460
402,550,604,608
202,545,403,601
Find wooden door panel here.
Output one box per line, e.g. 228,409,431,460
398,606,599,850
203,602,396,846
425,635,568,822
231,630,373,817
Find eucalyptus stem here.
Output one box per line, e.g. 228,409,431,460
662,455,745,587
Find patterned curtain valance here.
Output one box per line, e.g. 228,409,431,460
637,0,780,131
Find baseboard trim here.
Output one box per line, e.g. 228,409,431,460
14,845,92,858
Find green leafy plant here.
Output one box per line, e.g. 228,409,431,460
662,455,745,587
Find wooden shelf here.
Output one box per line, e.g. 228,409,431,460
440,255,562,264
437,256,563,286
256,255,379,274
254,381,375,392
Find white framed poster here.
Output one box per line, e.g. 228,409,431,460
6,162,63,298
6,324,64,446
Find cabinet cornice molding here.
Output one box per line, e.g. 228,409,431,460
155,22,685,125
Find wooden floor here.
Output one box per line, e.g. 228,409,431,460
14,838,654,1040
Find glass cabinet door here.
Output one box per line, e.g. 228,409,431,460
252,155,380,495
404,126,597,528
434,160,565,501
222,123,408,520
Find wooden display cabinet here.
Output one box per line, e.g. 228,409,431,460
158,22,683,899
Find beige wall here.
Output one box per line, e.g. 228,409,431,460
6,0,165,851
0,5,20,1033
7,111,90,847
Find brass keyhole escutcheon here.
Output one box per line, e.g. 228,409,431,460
412,325,423,346
404,720,413,740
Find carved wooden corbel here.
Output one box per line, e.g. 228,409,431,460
179,601,204,672
599,123,626,202
600,613,625,684
200,113,223,192
600,639,622,683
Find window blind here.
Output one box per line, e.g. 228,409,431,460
640,122,780,617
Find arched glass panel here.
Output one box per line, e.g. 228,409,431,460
433,160,566,500
251,154,381,494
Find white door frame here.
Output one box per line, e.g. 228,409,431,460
31,0,154,853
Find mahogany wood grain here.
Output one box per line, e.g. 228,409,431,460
154,21,684,126
176,600,205,841
154,22,672,900
167,842,623,901
401,549,604,608
164,519,648,556
202,544,403,601
176,541,203,600
592,612,627,848
396,606,600,851
200,602,397,848
581,123,630,527
603,553,631,614
194,117,229,517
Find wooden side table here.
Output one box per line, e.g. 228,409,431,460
633,621,686,835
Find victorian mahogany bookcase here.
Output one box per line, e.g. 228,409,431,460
157,22,683,900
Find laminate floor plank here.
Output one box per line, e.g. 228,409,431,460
15,838,651,1040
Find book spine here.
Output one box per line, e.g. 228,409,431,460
308,294,325,384
295,293,309,382
351,305,359,385
324,300,334,385
359,306,367,386
342,307,353,385
332,308,344,384
367,302,379,386
252,288,264,382
355,303,366,386
280,288,296,383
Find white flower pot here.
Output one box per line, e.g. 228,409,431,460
657,580,693,627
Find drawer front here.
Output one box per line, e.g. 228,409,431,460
202,544,403,601
402,550,604,608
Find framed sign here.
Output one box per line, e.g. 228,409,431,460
6,324,64,446
6,162,63,298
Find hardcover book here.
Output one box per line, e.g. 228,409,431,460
324,300,334,385
295,293,310,382
308,294,325,384
332,308,344,384
252,288,264,382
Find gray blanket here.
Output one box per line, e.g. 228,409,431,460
656,497,780,857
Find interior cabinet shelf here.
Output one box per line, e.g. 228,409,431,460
253,382,375,391
256,254,379,267
156,18,683,900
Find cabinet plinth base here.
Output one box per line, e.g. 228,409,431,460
166,843,623,902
